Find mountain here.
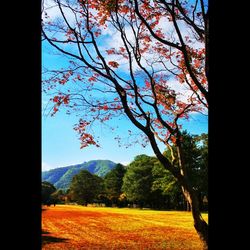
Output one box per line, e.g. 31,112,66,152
42,160,117,190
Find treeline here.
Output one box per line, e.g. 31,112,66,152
42,131,208,211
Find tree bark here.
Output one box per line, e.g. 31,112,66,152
181,186,208,250
175,141,208,249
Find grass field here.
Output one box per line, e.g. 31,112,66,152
42,205,208,250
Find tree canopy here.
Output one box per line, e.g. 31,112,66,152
69,170,103,205
104,163,126,205
42,181,57,205
122,155,155,207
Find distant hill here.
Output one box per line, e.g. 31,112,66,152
42,160,117,190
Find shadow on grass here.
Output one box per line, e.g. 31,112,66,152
42,205,48,212
42,230,68,246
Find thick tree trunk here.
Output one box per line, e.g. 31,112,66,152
182,187,208,250
175,142,208,249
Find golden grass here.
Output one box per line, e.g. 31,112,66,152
42,205,208,250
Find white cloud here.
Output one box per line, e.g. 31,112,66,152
120,161,130,166
42,162,55,171
99,15,203,76
42,0,61,20
42,1,207,108
42,0,77,26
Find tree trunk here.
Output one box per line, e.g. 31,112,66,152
175,142,208,249
182,187,208,250
186,201,191,211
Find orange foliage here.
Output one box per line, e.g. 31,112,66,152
42,205,208,250
108,61,119,68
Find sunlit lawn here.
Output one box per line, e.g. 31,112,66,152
42,205,208,250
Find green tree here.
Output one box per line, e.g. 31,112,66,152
69,170,103,205
50,189,65,205
122,155,156,208
122,154,184,209
190,133,208,210
152,162,184,210
163,131,208,210
104,163,126,206
42,181,56,205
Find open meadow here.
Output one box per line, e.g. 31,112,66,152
42,205,208,250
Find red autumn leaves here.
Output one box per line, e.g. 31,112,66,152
52,95,70,115
108,61,119,68
74,119,100,148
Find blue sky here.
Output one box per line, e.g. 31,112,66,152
42,4,208,171
42,107,207,171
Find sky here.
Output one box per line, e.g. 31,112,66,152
42,108,207,171
42,0,208,171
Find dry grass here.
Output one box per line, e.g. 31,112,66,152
42,205,208,250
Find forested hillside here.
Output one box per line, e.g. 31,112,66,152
42,160,116,190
